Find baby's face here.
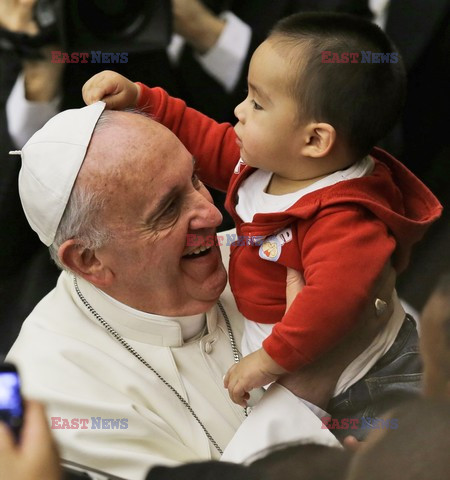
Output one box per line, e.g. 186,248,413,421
234,39,309,179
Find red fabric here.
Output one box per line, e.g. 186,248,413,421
137,84,443,371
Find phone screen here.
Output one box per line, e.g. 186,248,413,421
0,364,24,440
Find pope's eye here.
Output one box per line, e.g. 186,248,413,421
192,173,202,189
164,199,179,215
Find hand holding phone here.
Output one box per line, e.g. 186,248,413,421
0,362,23,442
0,366,61,480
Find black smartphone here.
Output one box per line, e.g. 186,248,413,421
0,362,24,442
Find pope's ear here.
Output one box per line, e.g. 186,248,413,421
58,239,113,287
300,122,336,158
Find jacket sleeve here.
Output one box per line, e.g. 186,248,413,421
136,84,240,192
263,206,397,371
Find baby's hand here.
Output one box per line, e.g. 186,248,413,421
82,70,140,110
223,348,287,407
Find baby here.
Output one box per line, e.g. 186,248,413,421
83,13,442,410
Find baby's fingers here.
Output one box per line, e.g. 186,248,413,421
82,70,139,109
100,89,135,110
82,71,115,104
229,381,250,407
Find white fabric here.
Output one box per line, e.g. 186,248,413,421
221,383,340,463
167,33,185,64
241,320,274,357
236,156,374,223
168,12,251,93
369,0,391,30
17,101,105,246
7,266,338,479
194,11,251,93
6,72,61,148
96,288,206,341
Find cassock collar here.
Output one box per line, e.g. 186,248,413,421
68,272,218,348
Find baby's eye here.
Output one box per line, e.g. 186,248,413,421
251,99,263,111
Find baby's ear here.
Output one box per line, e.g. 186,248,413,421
300,122,336,158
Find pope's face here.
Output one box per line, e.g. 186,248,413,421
86,113,227,316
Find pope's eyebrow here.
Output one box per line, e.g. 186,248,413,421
145,156,197,222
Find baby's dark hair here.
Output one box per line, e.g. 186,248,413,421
270,12,406,157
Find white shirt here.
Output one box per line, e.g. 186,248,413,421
168,11,251,94
236,156,374,223
369,0,391,29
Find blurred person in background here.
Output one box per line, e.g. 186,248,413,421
345,398,450,480
419,273,450,400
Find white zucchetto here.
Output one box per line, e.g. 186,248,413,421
15,101,106,246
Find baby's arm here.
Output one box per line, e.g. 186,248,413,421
135,83,239,191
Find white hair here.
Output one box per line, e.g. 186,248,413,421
49,183,112,271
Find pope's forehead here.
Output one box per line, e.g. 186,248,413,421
99,110,168,140
80,111,191,192
87,112,183,163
